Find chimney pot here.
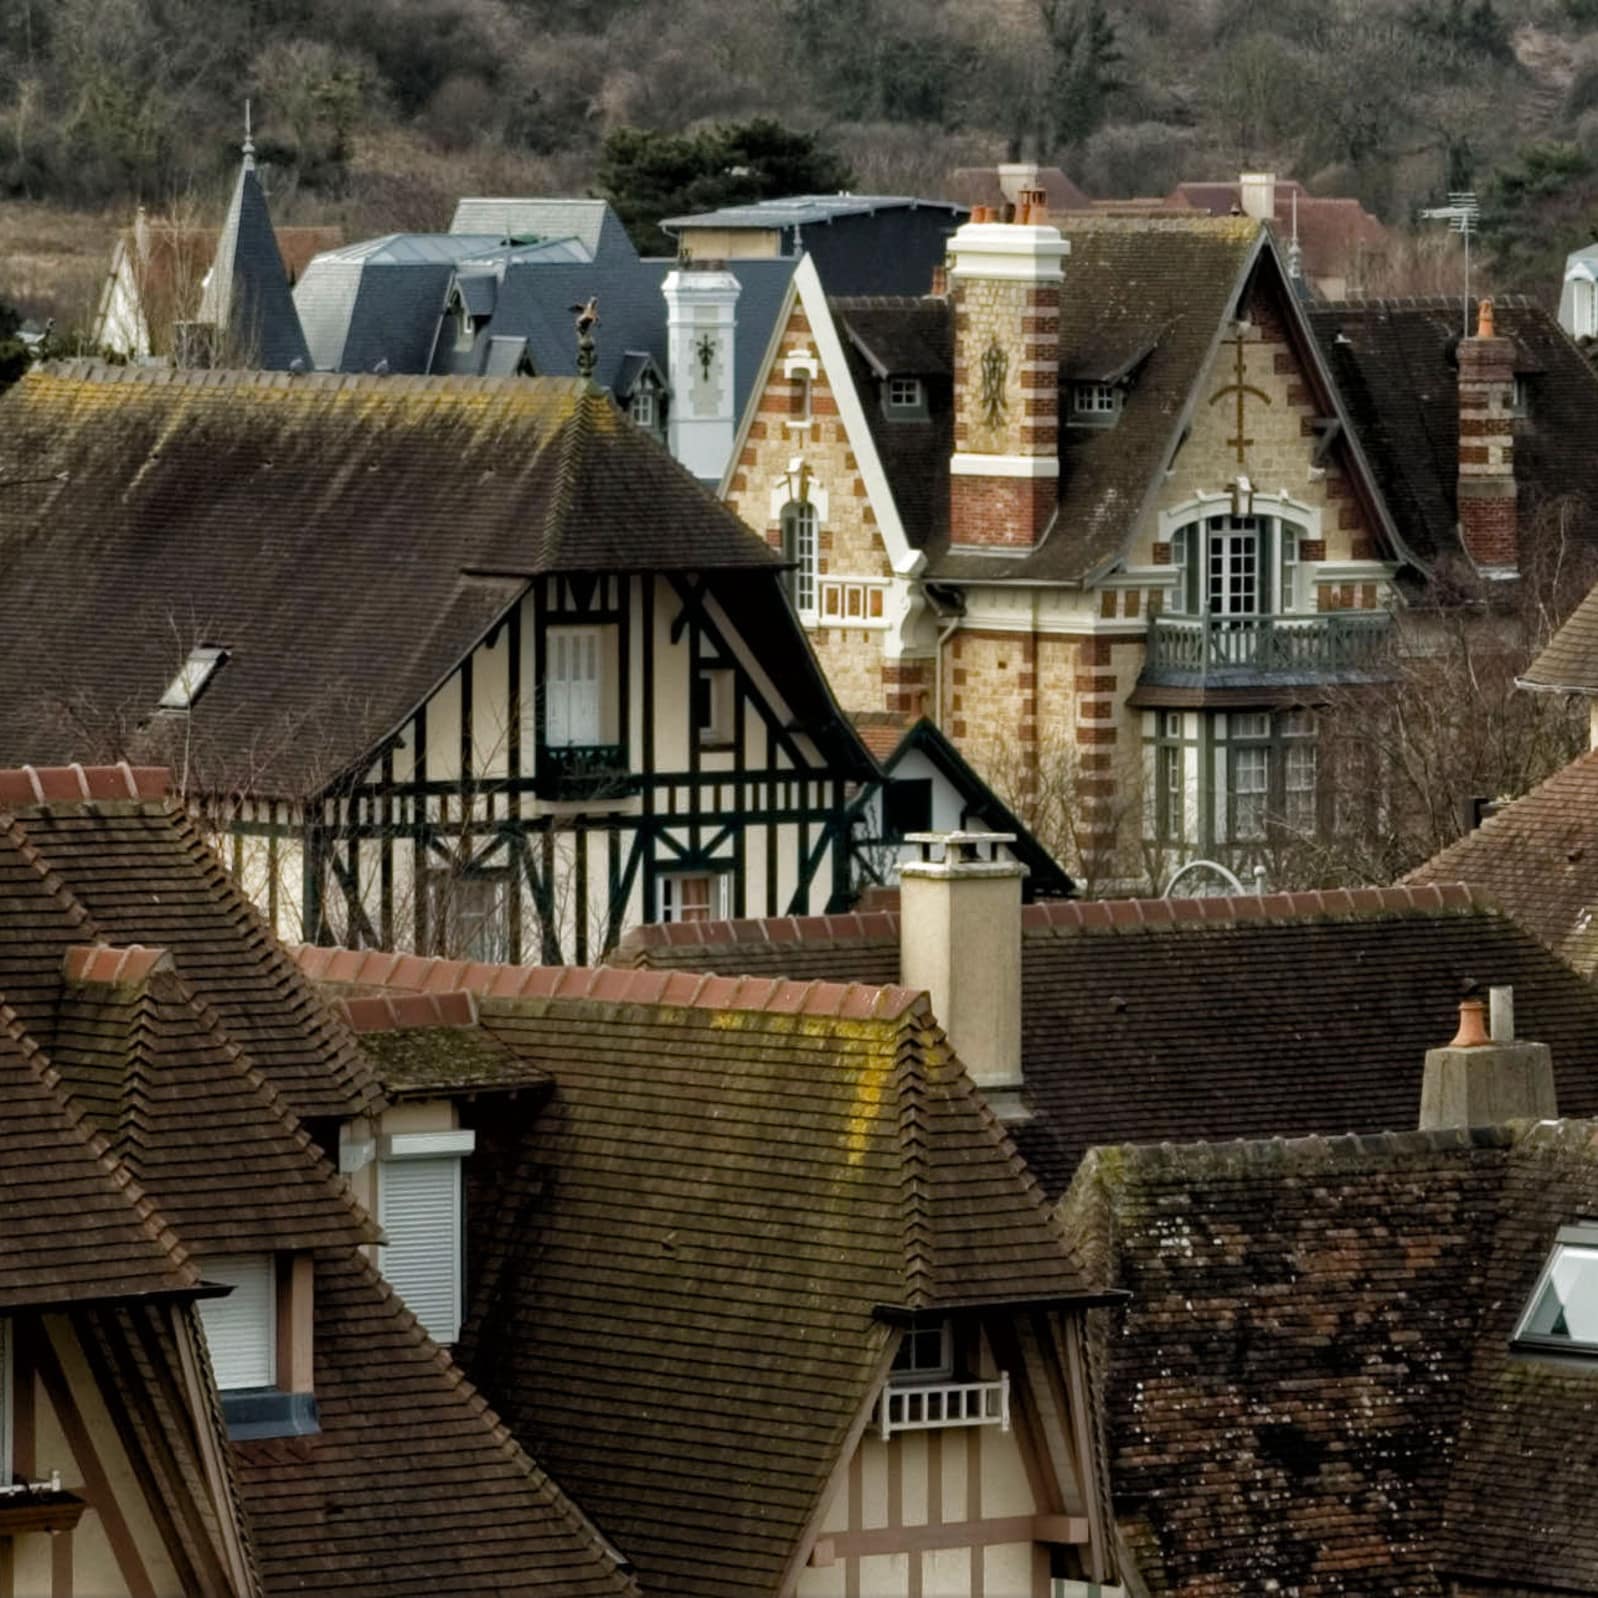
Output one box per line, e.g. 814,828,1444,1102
1478,297,1495,338
1449,997,1491,1049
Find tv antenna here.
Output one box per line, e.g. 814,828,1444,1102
1419,191,1480,337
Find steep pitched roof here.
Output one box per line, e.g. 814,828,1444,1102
1521,576,1598,693
0,366,788,798
1406,748,1598,975
617,885,1598,1194
293,946,1101,1597
198,151,312,371
1307,296,1598,570
0,766,638,1597
1060,1118,1598,1597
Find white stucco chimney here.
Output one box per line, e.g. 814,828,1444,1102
663,264,741,481
899,832,1028,1118
1239,172,1278,222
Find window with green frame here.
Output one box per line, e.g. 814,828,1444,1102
1167,515,1311,617
1225,709,1319,844
1153,712,1187,843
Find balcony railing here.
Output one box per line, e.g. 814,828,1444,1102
534,743,637,802
1144,612,1391,683
878,1374,1011,1440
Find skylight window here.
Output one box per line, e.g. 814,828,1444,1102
159,646,228,711
1514,1226,1598,1354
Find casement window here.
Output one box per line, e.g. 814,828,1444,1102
378,1130,475,1346
659,872,727,924
694,667,735,749
780,501,820,617
1155,712,1187,844
545,627,602,748
1166,515,1312,617
1228,738,1271,843
197,1255,277,1391
1223,710,1320,845
1209,518,1261,617
1070,382,1121,422
629,386,656,429
1515,1225,1598,1355
1282,710,1318,834
158,645,228,711
1280,526,1303,613
426,870,511,963
891,1317,953,1383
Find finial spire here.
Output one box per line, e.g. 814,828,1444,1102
243,99,255,171
1287,188,1303,282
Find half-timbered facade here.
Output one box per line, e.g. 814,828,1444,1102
0,364,884,963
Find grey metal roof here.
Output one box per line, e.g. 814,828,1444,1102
663,194,965,231
448,198,635,262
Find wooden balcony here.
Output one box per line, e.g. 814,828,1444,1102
1143,612,1391,687
877,1374,1011,1440
533,744,637,802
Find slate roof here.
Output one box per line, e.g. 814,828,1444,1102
293,946,1102,1598
1060,1118,1598,1597
663,194,965,231
617,885,1598,1194
0,366,799,799
198,152,312,370
822,218,1273,581
1406,748,1598,975
1306,296,1598,570
0,766,639,1598
449,198,636,261
1520,577,1598,693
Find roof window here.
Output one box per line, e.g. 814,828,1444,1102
1514,1225,1598,1355
158,646,228,711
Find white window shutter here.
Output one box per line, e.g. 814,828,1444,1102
545,629,602,747
378,1157,464,1345
546,633,571,747
198,1256,277,1390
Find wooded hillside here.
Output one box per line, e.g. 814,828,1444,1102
3,0,1598,321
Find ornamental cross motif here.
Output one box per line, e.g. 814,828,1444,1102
1208,324,1272,465
979,340,1009,429
696,333,717,382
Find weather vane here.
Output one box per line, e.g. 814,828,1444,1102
1419,192,1480,338
569,296,599,381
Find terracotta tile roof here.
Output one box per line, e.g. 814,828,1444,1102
1407,749,1598,973
0,367,789,797
850,709,914,761
616,885,1598,1194
946,166,1092,213
0,781,382,1121
1522,577,1598,692
0,1005,199,1311
302,945,1098,1596
1061,1118,1598,1596
55,945,375,1256
1307,296,1598,571
1166,180,1388,285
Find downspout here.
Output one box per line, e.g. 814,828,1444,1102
928,584,965,730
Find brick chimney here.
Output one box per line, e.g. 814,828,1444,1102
1458,298,1519,573
1419,986,1556,1129
947,205,1067,550
899,832,1028,1119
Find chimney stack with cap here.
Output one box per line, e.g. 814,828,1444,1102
899,832,1029,1119
1419,985,1556,1129
1458,297,1519,574
947,198,1067,550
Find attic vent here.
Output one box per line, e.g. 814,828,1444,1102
158,646,228,711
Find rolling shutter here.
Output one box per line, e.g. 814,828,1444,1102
378,1156,464,1345
197,1256,276,1391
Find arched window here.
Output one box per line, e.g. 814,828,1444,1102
1167,514,1310,617
780,500,819,615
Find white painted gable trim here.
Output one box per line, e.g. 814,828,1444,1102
795,254,925,579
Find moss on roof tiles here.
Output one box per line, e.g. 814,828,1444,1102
360,1022,547,1097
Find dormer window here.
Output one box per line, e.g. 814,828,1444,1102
158,645,227,711
1071,382,1122,424
891,1316,953,1383
1514,1225,1598,1355
884,375,926,418
454,305,474,353
629,386,657,430
377,1128,476,1346
199,1254,276,1390
197,1254,318,1438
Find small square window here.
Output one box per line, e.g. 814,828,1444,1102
1072,383,1121,419
891,1317,953,1383
1515,1228,1598,1354
660,872,727,924
887,376,924,410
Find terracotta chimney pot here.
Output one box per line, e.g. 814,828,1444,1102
1449,997,1491,1049
1478,297,1495,338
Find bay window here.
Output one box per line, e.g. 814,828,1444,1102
1165,514,1311,616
